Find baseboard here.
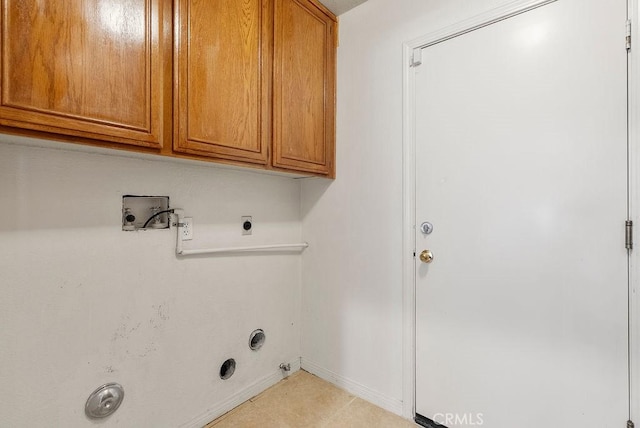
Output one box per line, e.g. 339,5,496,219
301,358,404,416
180,357,302,428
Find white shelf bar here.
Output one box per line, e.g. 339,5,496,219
178,242,309,256
171,212,308,256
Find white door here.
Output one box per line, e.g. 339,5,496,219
414,1,629,427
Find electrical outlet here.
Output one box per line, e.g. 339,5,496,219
182,217,193,241
242,216,252,235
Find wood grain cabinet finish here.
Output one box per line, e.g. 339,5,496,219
0,0,336,177
174,0,272,165
273,0,336,177
0,0,168,148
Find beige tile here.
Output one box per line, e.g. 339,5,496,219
205,371,412,428
322,398,416,428
204,401,251,427
250,371,356,427
206,401,287,428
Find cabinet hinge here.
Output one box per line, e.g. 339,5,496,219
627,19,632,51
410,47,422,67
626,220,633,250
628,420,635,428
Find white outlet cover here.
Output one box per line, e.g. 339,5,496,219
241,216,252,235
182,217,193,241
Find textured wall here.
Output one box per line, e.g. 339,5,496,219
0,137,302,427
301,0,518,416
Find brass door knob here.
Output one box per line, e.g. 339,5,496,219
419,250,434,264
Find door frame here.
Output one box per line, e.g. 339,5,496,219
628,0,639,423
400,0,638,422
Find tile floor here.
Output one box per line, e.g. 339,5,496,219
205,370,416,428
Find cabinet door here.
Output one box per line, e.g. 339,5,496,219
174,0,271,164
0,0,167,148
273,0,336,176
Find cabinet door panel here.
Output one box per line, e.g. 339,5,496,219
0,0,166,148
273,0,335,176
174,0,270,164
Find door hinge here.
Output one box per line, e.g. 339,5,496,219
410,47,422,67
628,420,635,428
626,220,633,250
627,20,632,51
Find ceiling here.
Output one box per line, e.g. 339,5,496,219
321,0,369,15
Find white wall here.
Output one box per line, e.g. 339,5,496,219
5,1,637,425
301,0,525,416
0,138,302,427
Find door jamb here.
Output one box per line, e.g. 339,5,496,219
628,0,639,423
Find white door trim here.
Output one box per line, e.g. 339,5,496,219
628,0,639,423
404,0,556,52
400,0,638,422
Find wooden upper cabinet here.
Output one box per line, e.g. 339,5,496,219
0,0,168,148
273,0,336,177
0,0,337,177
174,0,271,164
